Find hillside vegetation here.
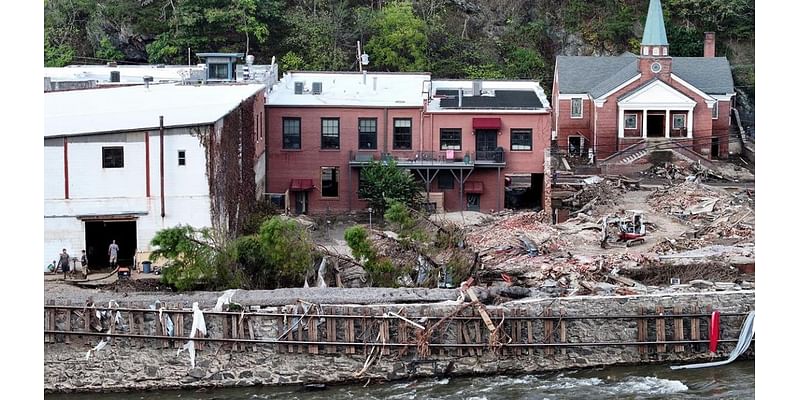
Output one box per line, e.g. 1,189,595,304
44,0,754,104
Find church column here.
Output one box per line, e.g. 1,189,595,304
687,108,693,138
642,109,648,139
665,109,671,137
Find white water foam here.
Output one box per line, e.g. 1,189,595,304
611,376,689,395
535,377,603,390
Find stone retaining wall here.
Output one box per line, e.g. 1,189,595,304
44,290,755,393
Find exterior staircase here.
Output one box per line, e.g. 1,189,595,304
620,149,648,164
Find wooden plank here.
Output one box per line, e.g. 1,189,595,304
690,306,700,352
511,309,520,356
44,301,51,344
398,309,408,357
544,308,554,356
656,306,666,353
559,308,567,355
472,308,483,356
526,309,534,356
231,314,240,352
361,308,368,356
174,307,184,349
467,288,496,331
674,306,685,353
381,308,390,356
326,310,336,354
63,301,72,344
456,318,463,357
308,314,318,355
84,303,92,345
346,308,355,355
638,306,647,355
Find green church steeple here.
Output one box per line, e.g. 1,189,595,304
641,0,669,56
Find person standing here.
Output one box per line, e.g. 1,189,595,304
58,249,71,279
108,240,120,269
80,250,88,279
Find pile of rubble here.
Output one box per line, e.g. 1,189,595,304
640,161,741,183
647,182,754,247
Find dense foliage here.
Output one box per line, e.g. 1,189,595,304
151,217,313,291
357,160,424,216
44,1,754,98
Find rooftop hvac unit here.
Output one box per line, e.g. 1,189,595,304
312,82,322,95
294,81,304,94
473,80,483,96
110,71,120,82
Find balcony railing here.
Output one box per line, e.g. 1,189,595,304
350,149,506,166
475,149,505,163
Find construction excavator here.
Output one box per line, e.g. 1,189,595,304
601,210,647,248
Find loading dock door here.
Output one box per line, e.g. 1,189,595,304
84,220,137,270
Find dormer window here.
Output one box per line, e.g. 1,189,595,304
653,47,660,56
662,47,668,56
642,46,649,56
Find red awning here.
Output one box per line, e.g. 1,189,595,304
472,117,502,130
289,179,314,191
464,181,484,194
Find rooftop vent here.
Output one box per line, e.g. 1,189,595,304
312,82,322,95
294,81,304,95
110,71,120,83
143,75,153,89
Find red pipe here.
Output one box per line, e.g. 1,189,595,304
145,132,150,197
709,310,721,353
63,137,69,199
159,116,165,218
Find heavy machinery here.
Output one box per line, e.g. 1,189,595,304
601,210,647,248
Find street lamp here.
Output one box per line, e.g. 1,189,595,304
368,208,373,230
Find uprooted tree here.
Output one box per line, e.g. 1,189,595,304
357,160,424,216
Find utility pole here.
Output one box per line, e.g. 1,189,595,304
356,41,363,72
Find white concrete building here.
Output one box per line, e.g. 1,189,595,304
44,83,267,270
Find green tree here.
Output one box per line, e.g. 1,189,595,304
365,1,428,71
344,225,395,286
503,47,547,80
95,36,124,62
358,160,424,216
151,225,238,291
254,217,313,288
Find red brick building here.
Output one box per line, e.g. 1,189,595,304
552,0,735,163
265,72,552,214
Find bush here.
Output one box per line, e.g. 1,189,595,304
358,160,423,216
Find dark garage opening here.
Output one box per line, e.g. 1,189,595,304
84,220,137,270
504,173,544,210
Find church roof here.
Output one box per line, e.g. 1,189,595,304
556,55,734,97
642,0,669,46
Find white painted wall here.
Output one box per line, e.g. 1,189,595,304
43,127,214,268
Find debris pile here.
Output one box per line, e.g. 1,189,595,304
640,161,740,183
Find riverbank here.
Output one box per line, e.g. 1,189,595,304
44,289,754,394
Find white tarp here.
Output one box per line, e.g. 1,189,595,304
177,302,207,368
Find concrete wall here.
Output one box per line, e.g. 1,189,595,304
43,290,754,393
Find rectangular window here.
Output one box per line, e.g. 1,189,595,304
712,101,719,119
438,173,454,190
177,150,186,166
673,114,686,129
653,47,660,56
510,129,533,151
642,46,649,56
358,118,377,150
662,47,668,56
102,147,124,168
208,63,229,80
570,98,582,118
282,117,301,149
439,128,462,150
321,118,340,149
393,118,412,149
321,167,339,198
624,114,637,129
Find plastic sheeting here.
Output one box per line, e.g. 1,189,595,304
670,311,755,370
177,302,207,368
85,300,125,360
213,289,238,312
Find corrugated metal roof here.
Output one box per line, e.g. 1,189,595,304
44,83,265,137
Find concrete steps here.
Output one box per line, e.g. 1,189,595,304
620,149,648,164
